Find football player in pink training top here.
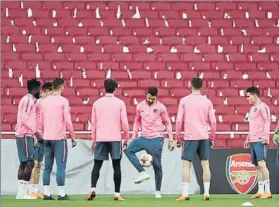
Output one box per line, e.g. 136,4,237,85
124,87,176,199
175,77,217,201
244,86,272,199
272,120,279,168
87,79,129,201
39,78,77,200
29,82,52,199
15,78,41,199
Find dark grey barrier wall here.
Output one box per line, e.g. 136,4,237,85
193,149,279,194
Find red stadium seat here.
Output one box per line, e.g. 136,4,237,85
1,1,279,150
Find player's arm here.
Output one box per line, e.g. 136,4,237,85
208,101,217,141
175,99,184,141
161,106,173,140
132,105,141,139
38,102,44,137
35,102,43,141
120,102,129,141
260,104,271,142
273,120,279,146
21,97,35,132
91,103,97,142
63,100,75,139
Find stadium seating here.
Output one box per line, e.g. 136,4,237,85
1,1,279,148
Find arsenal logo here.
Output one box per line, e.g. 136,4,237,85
225,153,257,194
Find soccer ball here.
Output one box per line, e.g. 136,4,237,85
140,153,153,167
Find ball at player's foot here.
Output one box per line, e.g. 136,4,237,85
140,153,153,167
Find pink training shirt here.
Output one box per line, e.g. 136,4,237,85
15,93,37,137
91,93,129,142
276,120,279,130
35,99,42,135
248,100,270,143
132,100,172,139
39,94,74,140
175,93,217,141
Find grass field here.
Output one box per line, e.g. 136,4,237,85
2,194,279,207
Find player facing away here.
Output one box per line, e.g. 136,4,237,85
39,78,77,200
124,87,176,199
15,79,41,199
87,79,129,201
244,87,272,199
175,78,217,201
29,82,52,199
272,120,279,168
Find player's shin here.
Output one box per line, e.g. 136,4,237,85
87,160,103,200
91,160,103,190
255,166,264,194
201,160,211,197
17,163,26,196
112,159,121,195
22,161,35,195
182,160,191,197
258,161,270,193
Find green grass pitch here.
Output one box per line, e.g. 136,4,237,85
2,194,279,207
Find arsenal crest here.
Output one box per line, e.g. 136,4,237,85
225,153,257,194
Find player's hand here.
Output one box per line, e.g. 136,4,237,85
123,140,129,150
168,139,176,151
260,137,268,145
175,134,182,148
272,130,279,146
210,140,214,148
35,132,43,141
176,139,183,148
91,141,96,154
244,140,250,148
34,138,38,147
71,139,77,148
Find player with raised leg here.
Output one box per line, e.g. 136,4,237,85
244,87,272,199
39,78,77,200
124,87,176,199
29,82,52,199
87,79,129,201
175,78,216,201
15,79,41,199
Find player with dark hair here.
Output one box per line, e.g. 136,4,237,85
124,87,175,199
39,78,77,200
87,79,129,201
29,82,53,199
15,78,41,199
175,77,216,201
245,86,272,199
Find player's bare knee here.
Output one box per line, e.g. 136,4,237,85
34,161,39,168
257,160,267,170
201,160,210,169
182,160,191,168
